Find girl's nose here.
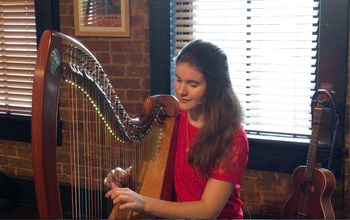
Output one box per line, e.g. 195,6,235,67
178,84,188,97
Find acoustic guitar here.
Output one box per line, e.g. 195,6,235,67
281,84,336,219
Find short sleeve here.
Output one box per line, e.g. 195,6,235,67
211,127,249,184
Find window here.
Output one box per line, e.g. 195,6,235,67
0,0,37,116
175,0,319,139
149,0,348,174
0,0,59,142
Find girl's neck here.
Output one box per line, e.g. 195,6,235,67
187,108,204,128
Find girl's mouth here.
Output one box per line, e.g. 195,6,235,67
179,98,191,103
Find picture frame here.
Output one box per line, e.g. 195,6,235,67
73,0,130,37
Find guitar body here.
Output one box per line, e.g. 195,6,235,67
282,165,336,219
282,84,337,219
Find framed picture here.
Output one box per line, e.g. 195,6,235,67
73,0,130,37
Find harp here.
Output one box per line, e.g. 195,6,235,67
31,30,179,219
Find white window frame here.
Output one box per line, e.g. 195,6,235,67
175,0,321,141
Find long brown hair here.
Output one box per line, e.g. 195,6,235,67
176,39,243,177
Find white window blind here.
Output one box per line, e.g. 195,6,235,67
0,0,37,116
175,0,319,137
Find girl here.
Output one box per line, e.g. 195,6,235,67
105,39,249,219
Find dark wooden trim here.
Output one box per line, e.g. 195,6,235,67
247,137,347,178
149,1,172,95
0,113,62,144
317,0,349,157
34,0,60,45
0,114,31,142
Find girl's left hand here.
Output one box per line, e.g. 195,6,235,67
105,184,146,213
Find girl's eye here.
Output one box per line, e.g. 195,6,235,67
190,82,199,87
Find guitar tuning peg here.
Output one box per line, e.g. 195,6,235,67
324,107,333,113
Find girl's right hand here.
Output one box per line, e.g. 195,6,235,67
105,186,146,213
104,166,132,188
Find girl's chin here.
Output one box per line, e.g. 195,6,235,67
179,103,191,110
179,103,186,109
179,103,200,111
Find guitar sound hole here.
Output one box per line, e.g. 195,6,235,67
300,181,311,196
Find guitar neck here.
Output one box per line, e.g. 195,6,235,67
304,108,322,181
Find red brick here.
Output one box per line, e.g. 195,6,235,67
263,191,290,205
126,90,148,101
142,78,150,90
58,3,69,15
0,146,16,155
111,41,147,53
16,168,33,178
0,166,16,176
127,53,148,64
131,0,148,14
9,157,32,169
104,65,126,76
84,41,111,52
57,150,71,164
0,155,9,165
241,191,261,203
60,15,74,27
112,54,128,64
127,65,149,77
95,52,111,64
114,78,141,89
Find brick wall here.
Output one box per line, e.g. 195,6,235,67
0,0,349,218
60,0,150,115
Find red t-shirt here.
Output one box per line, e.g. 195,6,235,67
174,110,249,219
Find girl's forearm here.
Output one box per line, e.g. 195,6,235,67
143,196,219,219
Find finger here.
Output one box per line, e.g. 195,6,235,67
112,169,126,183
115,166,132,176
119,200,134,210
119,167,131,182
111,182,118,189
113,193,133,206
115,167,126,176
105,185,121,198
105,189,113,198
104,172,115,187
106,190,119,200
103,177,111,188
118,202,128,210
125,166,132,175
110,190,120,200
112,195,125,205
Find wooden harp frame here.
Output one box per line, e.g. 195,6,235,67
31,29,179,219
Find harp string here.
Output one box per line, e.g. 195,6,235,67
58,39,169,219
68,76,76,219
82,73,88,218
76,76,81,219
73,76,79,219
66,46,77,219
95,87,103,218
92,70,99,219
87,76,96,219
105,94,112,217
64,78,167,218
64,74,101,218
65,68,132,218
